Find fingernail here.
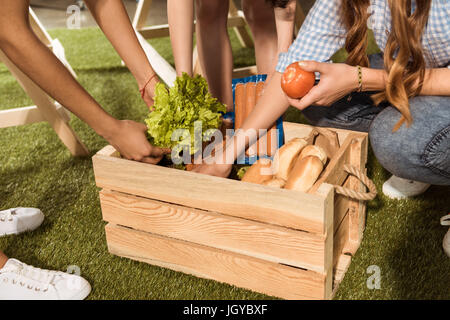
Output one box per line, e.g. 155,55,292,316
298,61,307,67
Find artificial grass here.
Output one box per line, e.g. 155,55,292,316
0,27,449,299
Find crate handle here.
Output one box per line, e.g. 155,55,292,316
334,165,377,201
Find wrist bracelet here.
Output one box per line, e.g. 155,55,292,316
357,65,363,92
139,73,158,99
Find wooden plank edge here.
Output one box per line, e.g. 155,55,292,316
92,154,327,234
105,223,327,300
100,189,328,273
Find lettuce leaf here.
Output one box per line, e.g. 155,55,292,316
145,73,226,154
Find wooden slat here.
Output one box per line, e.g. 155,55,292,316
333,176,352,234
29,8,52,47
348,135,369,250
308,134,358,194
333,213,350,268
232,65,258,78
132,0,153,30
332,253,352,296
105,224,327,300
283,122,361,146
100,189,328,273
93,150,331,233
0,49,89,157
321,182,335,300
137,17,247,40
134,30,176,87
0,103,69,128
228,0,254,48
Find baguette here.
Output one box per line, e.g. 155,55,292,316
241,158,273,184
262,177,286,188
298,145,327,165
284,156,324,192
273,137,308,181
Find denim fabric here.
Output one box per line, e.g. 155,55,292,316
300,54,450,185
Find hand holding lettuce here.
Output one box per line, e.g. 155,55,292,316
145,73,226,156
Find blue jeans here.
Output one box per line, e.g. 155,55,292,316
301,54,450,185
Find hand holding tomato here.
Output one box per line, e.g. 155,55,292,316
282,61,359,110
281,61,316,99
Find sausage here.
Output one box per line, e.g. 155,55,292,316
234,83,246,130
284,156,324,192
244,82,257,157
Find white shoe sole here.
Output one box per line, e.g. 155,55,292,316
66,282,92,300
382,179,430,200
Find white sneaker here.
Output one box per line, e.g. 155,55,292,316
0,258,91,300
0,208,44,236
441,214,450,258
382,175,431,199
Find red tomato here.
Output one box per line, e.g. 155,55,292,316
281,62,315,99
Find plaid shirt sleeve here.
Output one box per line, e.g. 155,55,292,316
276,0,347,73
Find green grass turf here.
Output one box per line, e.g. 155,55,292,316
0,28,449,299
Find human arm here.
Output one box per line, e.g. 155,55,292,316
192,72,290,177
288,62,450,110
83,0,159,107
0,0,168,163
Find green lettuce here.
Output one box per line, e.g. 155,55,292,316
145,73,226,155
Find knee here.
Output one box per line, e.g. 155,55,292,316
195,0,228,23
421,126,450,180
369,108,416,178
369,107,450,181
242,0,274,27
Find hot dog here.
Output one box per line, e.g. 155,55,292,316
245,82,257,157
234,83,246,130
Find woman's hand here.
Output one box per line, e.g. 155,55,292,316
139,76,159,111
103,119,170,164
191,162,233,178
287,61,359,110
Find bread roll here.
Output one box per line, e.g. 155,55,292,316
273,138,308,181
284,156,324,192
241,158,273,184
298,145,327,165
262,177,286,188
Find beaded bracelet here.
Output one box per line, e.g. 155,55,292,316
357,65,363,92
347,66,363,102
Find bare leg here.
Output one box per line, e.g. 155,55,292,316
242,0,278,75
168,0,194,76
195,0,233,111
0,251,8,269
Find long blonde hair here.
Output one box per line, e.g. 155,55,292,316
342,0,431,131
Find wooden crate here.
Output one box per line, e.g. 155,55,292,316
92,122,369,300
